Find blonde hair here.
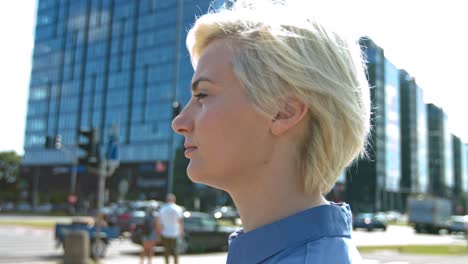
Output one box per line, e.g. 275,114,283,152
186,0,370,194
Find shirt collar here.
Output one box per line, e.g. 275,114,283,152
227,203,352,264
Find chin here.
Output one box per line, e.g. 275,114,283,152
187,165,226,190
186,163,205,183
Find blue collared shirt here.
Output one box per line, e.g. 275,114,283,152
227,203,361,264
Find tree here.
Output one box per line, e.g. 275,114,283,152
0,151,22,184
0,151,22,200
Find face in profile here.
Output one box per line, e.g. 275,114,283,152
172,39,274,191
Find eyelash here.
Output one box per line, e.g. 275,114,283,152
194,93,207,100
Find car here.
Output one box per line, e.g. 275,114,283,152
182,211,237,252
448,215,468,234
1,202,15,211
384,211,403,222
131,211,237,253
124,200,162,232
211,206,240,224
353,213,387,231
34,203,53,213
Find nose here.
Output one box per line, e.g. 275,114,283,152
172,106,192,135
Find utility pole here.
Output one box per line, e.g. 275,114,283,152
94,159,106,258
82,125,119,259
167,0,183,195
53,135,79,213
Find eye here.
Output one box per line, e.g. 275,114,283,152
193,93,207,100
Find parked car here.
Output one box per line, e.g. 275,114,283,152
211,206,240,224
16,202,32,212
353,213,387,231
384,211,403,222
131,211,237,253
182,211,237,252
34,203,53,213
101,203,132,230
124,200,162,233
448,215,468,234
0,202,15,211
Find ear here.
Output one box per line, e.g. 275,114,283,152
270,99,308,136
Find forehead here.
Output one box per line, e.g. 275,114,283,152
193,39,236,80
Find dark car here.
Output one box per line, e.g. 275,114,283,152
211,206,240,224
182,211,237,252
353,213,387,231
131,211,237,253
106,200,161,233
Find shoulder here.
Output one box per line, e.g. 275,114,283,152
160,205,169,212
266,237,361,264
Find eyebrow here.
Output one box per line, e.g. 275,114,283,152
191,77,213,92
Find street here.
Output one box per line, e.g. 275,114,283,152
0,221,467,264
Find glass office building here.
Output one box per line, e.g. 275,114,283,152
465,144,468,193
452,135,464,198
427,103,453,198
22,0,224,205
399,70,429,196
398,70,429,211
346,38,402,213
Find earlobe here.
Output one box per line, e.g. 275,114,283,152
270,99,308,136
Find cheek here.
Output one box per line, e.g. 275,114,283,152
199,103,269,161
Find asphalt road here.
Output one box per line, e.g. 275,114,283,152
1,215,468,264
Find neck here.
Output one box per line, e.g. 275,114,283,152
228,151,328,232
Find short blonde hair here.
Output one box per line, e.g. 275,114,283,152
186,0,370,194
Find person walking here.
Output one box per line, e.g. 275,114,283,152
140,207,158,264
172,0,371,263
157,193,184,264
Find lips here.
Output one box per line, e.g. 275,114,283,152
184,142,197,157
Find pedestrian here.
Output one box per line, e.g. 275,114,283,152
157,193,184,264
172,0,371,263
140,207,158,264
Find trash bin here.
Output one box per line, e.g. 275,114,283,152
63,230,90,264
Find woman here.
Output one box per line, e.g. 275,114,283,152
172,0,370,263
140,207,158,264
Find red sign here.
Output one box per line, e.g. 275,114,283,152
68,194,78,204
155,161,167,173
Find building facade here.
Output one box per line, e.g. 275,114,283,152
426,103,453,198
22,0,224,207
346,38,401,213
452,135,468,213
398,69,429,206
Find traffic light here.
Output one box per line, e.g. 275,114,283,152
45,135,61,149
78,128,100,168
45,136,54,149
172,101,181,119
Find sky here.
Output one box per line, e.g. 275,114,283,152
0,0,467,155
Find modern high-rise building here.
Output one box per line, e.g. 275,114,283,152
346,38,401,213
398,69,429,202
22,0,225,206
427,103,453,198
452,134,464,196
465,144,468,193
452,135,468,213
